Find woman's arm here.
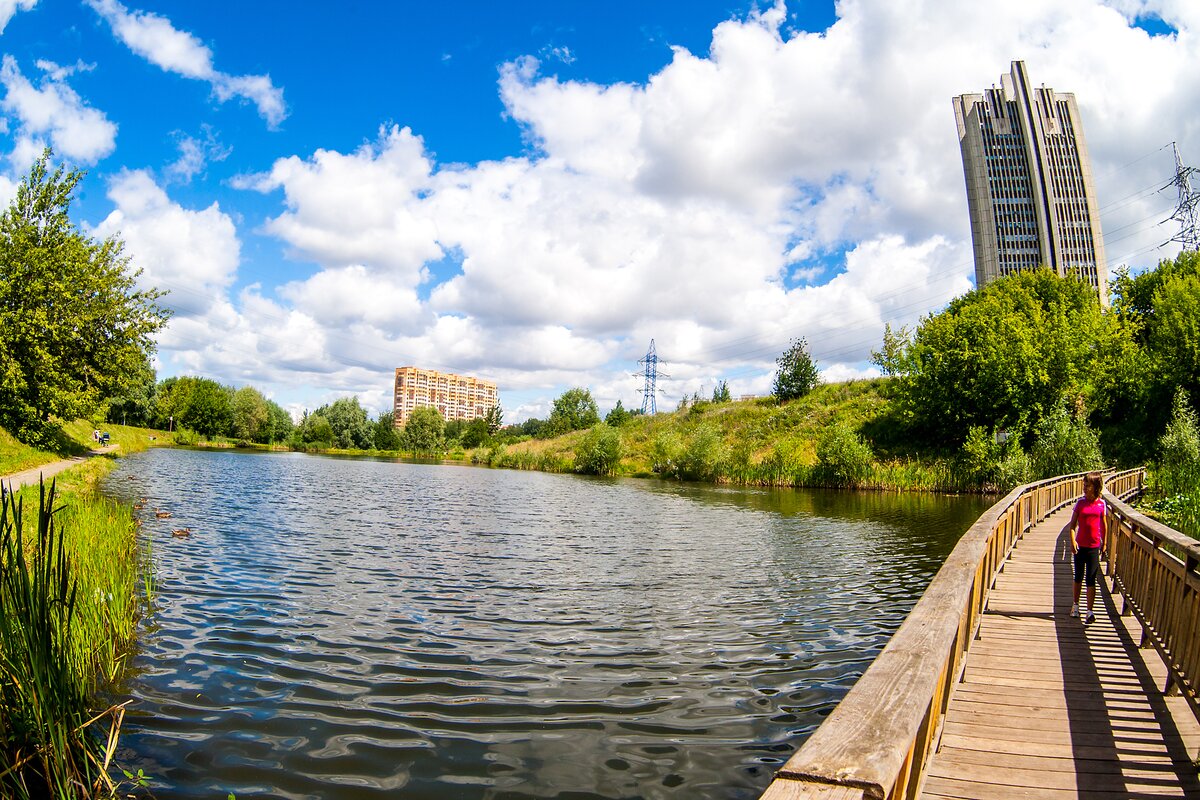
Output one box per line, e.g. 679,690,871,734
1060,502,1081,553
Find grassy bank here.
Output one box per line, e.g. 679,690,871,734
472,380,988,492
1,423,153,797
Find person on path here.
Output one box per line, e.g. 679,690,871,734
1061,471,1108,624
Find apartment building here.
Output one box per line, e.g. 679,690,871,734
393,366,498,425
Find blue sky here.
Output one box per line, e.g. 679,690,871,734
0,0,1195,421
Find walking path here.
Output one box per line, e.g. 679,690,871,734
0,445,119,492
920,503,1200,799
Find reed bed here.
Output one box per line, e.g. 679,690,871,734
0,474,146,798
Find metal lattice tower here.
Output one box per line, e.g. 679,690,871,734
1169,141,1200,252
636,339,668,415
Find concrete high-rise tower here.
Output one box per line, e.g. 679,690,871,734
953,61,1108,303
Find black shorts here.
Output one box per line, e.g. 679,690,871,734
1073,547,1101,587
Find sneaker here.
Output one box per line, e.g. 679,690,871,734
1085,611,1096,625
1070,604,1079,618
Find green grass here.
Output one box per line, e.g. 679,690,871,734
0,479,143,798
0,421,157,797
474,380,988,493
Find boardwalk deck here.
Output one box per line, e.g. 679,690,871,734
920,505,1200,799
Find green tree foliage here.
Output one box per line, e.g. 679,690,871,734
712,381,732,403
460,418,490,449
263,400,294,444
104,359,156,426
485,404,503,435
546,388,600,436
0,152,169,445
870,324,911,377
518,417,546,438
605,399,631,427
313,396,373,450
773,338,820,402
373,411,402,451
813,422,874,487
959,426,1030,491
889,269,1119,447
676,424,725,481
1101,251,1200,459
153,376,233,437
1029,402,1104,479
296,412,334,448
404,406,445,453
231,386,269,442
574,423,623,476
1157,388,1200,497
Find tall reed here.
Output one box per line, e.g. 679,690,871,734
0,479,127,798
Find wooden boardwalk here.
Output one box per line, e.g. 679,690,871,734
921,504,1200,799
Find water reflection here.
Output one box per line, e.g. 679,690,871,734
103,448,989,800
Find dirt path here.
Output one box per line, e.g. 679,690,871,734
0,445,119,493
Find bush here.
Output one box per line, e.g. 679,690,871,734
1029,403,1103,479
651,430,683,476
813,423,874,487
1158,388,1200,497
574,424,623,476
959,426,1030,492
676,425,725,481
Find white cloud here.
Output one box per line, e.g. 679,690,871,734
164,124,230,183
0,0,35,34
84,0,286,126
115,0,1200,419
91,169,240,318
0,55,116,164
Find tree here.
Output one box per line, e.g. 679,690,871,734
546,388,600,436
314,396,374,450
870,324,911,377
263,399,294,444
485,404,504,435
404,406,444,453
605,399,632,427
460,418,490,448
153,376,232,436
0,151,169,444
373,411,402,451
773,338,820,402
889,269,1121,447
712,381,732,403
231,386,269,442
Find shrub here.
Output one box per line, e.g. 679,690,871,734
676,425,725,481
1029,403,1103,478
1157,388,1200,497
651,430,683,476
574,424,622,476
813,423,874,487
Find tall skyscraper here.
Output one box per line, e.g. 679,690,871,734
953,61,1108,303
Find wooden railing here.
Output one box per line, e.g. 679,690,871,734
759,467,1145,800
1106,477,1200,723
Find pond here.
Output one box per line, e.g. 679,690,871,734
102,448,991,799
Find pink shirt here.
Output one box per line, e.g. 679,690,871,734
1074,497,1106,549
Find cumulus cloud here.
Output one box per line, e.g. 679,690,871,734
0,55,116,165
84,0,286,126
0,0,35,34
91,169,240,318
130,0,1200,417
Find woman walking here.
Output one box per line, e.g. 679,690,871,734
1061,471,1108,625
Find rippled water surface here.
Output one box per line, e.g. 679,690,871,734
102,448,990,799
